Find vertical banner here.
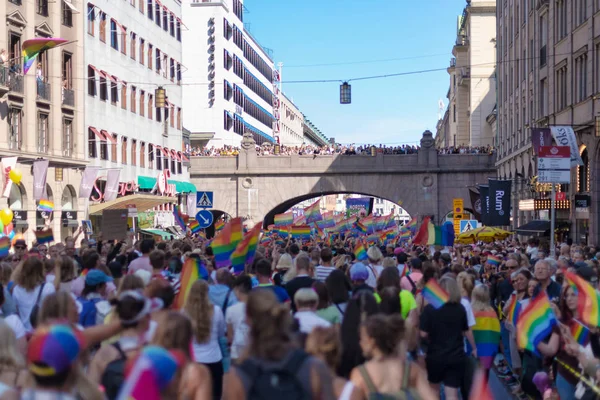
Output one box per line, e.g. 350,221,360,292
469,188,482,221
550,126,584,167
79,166,100,199
488,179,512,226
104,169,121,202
478,184,490,226
187,193,196,217
33,159,49,201
1,157,18,198
531,128,553,156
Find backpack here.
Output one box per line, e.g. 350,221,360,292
101,342,128,400
238,349,310,400
77,296,102,328
358,360,419,400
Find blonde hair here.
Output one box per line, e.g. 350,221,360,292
294,288,319,309
152,312,193,360
305,326,341,371
0,320,23,370
367,246,383,263
457,271,475,299
471,284,492,312
276,253,293,270
184,280,213,343
382,257,396,268
439,276,461,304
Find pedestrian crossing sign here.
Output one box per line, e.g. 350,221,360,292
196,191,213,208
460,220,478,233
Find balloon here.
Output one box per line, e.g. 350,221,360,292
0,220,4,233
8,169,21,184
3,223,12,236
8,231,15,241
0,209,13,226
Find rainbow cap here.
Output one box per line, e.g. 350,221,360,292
27,324,85,377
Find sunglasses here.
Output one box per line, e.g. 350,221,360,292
14,246,25,250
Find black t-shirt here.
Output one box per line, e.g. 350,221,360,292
420,302,468,362
284,276,315,312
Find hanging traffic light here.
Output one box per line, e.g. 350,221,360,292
340,82,351,104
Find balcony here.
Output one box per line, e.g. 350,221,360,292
450,58,456,67
37,82,51,102
8,72,24,95
0,67,8,97
458,67,471,86
456,35,469,46
62,88,74,107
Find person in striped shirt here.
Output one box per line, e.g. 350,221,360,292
314,248,336,282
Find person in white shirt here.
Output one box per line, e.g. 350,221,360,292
314,247,336,282
293,288,331,334
12,257,56,331
225,275,252,362
365,246,384,288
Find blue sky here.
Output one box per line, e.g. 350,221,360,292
244,0,465,145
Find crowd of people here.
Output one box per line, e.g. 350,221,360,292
0,230,596,399
188,144,494,157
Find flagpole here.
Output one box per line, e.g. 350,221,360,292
550,184,556,257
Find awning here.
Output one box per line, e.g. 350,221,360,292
180,152,189,162
515,220,551,236
89,127,105,141
103,131,117,144
140,228,172,240
167,180,196,193
171,149,180,161
161,148,170,157
113,19,126,33
63,0,79,13
89,194,176,215
138,176,156,190
89,65,107,78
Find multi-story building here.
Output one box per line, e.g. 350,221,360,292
302,115,328,147
1,0,85,244
496,0,600,244
442,0,497,148
278,92,303,145
182,0,277,148
85,0,192,230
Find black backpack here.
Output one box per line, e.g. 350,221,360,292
238,349,310,400
101,342,129,400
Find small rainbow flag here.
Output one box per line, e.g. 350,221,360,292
230,223,261,274
211,217,243,268
473,310,501,369
173,205,186,230
304,200,322,223
422,279,450,309
487,254,502,266
570,319,590,345
405,217,418,234
37,199,54,212
355,221,368,234
34,229,54,245
0,237,9,258
214,219,225,232
274,212,294,227
188,220,201,234
399,228,411,241
354,241,367,261
290,225,311,239
516,292,557,354
564,270,600,327
173,258,208,309
506,294,522,326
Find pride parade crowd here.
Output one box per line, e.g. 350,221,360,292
0,207,597,399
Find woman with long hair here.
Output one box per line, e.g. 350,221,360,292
325,269,351,318
502,268,532,376
54,255,78,293
351,314,436,399
312,281,342,324
185,280,226,400
222,289,335,399
470,285,501,373
11,257,55,330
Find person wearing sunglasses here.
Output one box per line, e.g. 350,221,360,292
13,239,26,259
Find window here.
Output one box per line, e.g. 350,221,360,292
8,109,21,151
130,32,136,60
224,80,233,100
147,0,153,20
556,66,568,110
111,134,117,161
140,90,145,116
596,43,600,93
177,63,182,83
155,2,161,27
176,20,181,41
163,9,168,31
177,107,182,130
556,0,567,41
148,144,154,168
120,26,127,55
63,0,73,27
575,53,588,102
139,0,144,14
170,14,175,36
233,0,243,21
131,86,137,113
148,44,153,69
37,0,49,16
110,20,119,50
170,58,175,81
100,132,108,160
87,66,96,96
224,111,233,130
87,4,95,35
99,12,106,42
121,83,127,109
110,78,118,105
139,39,145,65
540,78,548,116
453,104,456,122
156,147,162,170
576,0,587,26
224,18,233,39
131,140,137,166
37,113,49,153
121,137,128,164
148,94,153,119
99,75,108,101
62,52,73,89
88,129,97,158
156,48,161,73
169,106,174,127
224,50,232,70
156,107,162,122
140,142,146,168
63,119,73,157
163,54,168,78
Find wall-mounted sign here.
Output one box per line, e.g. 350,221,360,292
575,194,591,209
36,210,54,221
12,210,27,221
537,146,571,183
61,210,77,220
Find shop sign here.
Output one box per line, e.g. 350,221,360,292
61,211,77,220
137,212,155,229
90,179,140,202
36,210,53,221
12,210,27,221
157,170,176,197
575,195,591,209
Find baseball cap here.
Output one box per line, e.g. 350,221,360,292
124,346,184,392
574,261,588,270
576,265,598,283
85,270,113,286
27,324,85,377
13,239,26,248
350,262,369,281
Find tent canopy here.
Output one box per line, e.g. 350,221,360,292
89,194,176,215
515,220,550,236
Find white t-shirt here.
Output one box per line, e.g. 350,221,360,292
192,305,226,364
294,310,331,334
4,315,26,339
460,297,476,353
13,283,56,331
314,265,336,282
365,264,380,288
225,302,249,359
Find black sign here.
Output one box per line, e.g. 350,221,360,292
61,210,77,220
36,210,54,221
575,195,591,208
478,184,490,225
12,210,27,221
488,179,512,226
469,189,481,222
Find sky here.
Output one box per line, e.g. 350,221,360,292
244,0,466,146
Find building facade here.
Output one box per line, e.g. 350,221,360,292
0,0,85,244
278,92,303,145
442,0,497,148
85,0,191,230
496,0,600,244
302,115,328,147
182,0,277,149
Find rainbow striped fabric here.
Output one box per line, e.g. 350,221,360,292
516,292,557,354
353,241,367,261
23,38,69,75
172,206,186,230
506,294,522,326
37,199,54,212
473,310,501,369
214,219,225,232
274,212,294,227
173,258,208,309
422,279,450,309
188,220,201,234
486,254,502,266
211,217,243,268
230,223,261,274
290,225,311,239
564,270,600,327
304,200,322,223
0,237,9,258
34,229,54,245
570,319,590,345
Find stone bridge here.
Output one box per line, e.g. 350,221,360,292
189,131,497,227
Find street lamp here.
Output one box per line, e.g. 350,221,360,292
340,82,351,104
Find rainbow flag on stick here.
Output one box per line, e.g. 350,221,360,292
274,212,294,227
570,319,590,345
516,292,557,354
173,258,209,309
230,223,261,274
473,310,501,369
405,217,418,234
412,218,454,246
422,279,450,309
304,200,322,223
34,229,54,245
0,237,9,258
354,241,367,261
506,294,522,326
211,217,243,268
214,219,225,232
37,199,54,212
173,205,186,230
487,255,502,266
23,38,69,75
188,220,201,234
290,225,311,239
564,270,600,327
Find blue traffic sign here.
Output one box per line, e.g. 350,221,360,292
195,210,214,229
196,191,213,209
460,220,479,233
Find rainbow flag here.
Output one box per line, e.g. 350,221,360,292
487,254,502,266
570,319,590,345
34,229,54,245
304,200,322,223
321,212,335,228
274,212,294,227
354,241,367,261
188,220,201,234
413,218,455,246
230,223,261,274
355,221,368,234
422,279,450,309
0,237,9,258
293,214,306,226
173,205,186,230
565,270,600,327
399,228,411,241
360,216,375,234
22,38,69,75
398,264,409,278
173,258,209,309
506,294,522,326
37,199,54,212
259,236,272,247
405,217,418,234
214,219,225,232
290,225,311,239
516,292,557,354
211,217,243,268
473,310,501,369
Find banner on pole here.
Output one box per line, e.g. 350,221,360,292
488,179,512,226
478,185,490,226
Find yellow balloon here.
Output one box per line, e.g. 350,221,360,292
8,169,21,185
0,209,13,226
